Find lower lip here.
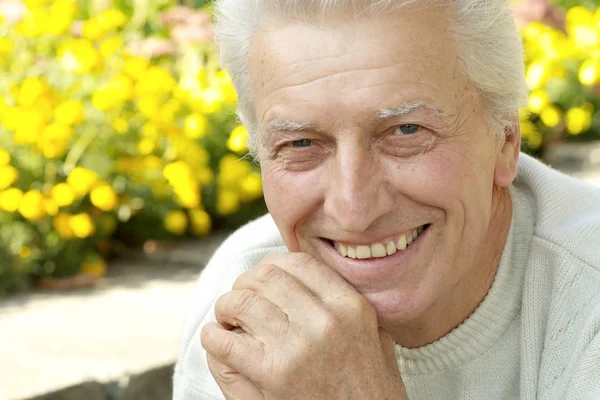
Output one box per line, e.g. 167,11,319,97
319,226,430,283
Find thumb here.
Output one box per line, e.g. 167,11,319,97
207,353,264,400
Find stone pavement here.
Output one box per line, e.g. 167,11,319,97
0,233,228,400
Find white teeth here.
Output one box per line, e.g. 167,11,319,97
339,244,348,257
370,243,387,258
334,225,427,259
356,245,371,259
347,246,356,259
385,241,397,256
396,235,407,250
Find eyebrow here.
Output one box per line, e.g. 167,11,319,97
375,101,451,121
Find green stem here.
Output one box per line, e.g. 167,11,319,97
63,126,98,173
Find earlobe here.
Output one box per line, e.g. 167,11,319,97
493,122,521,188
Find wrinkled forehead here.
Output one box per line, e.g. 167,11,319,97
248,7,474,130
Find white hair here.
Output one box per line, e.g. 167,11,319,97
214,0,528,155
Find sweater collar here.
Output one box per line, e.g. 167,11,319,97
394,183,535,374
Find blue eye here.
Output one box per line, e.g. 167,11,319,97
396,124,420,135
291,139,312,148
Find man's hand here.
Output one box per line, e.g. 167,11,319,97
201,253,407,400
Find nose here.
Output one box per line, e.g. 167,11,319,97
323,143,393,233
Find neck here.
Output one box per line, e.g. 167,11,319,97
388,185,513,348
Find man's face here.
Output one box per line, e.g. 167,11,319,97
250,7,513,331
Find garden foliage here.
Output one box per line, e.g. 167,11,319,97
0,0,598,294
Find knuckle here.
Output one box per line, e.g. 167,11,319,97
255,263,286,286
347,293,375,319
288,252,315,270
216,334,236,360
232,289,259,316
314,311,340,337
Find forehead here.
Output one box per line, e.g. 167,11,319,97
249,6,469,129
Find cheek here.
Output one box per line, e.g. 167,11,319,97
261,165,324,251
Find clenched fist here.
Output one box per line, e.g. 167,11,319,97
201,252,408,400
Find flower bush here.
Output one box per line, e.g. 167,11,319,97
0,0,599,295
0,0,265,294
519,3,600,155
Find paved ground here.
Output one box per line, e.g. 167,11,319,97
0,234,227,400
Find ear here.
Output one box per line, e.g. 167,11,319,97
494,120,521,188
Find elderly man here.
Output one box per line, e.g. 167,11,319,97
174,1,600,399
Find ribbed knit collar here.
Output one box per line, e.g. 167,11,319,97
394,183,535,375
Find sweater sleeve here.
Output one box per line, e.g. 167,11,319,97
172,216,286,399
565,331,600,400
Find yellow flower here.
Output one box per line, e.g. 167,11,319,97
100,36,123,58
39,123,73,158
137,138,156,155
19,246,32,259
81,258,107,278
55,100,84,126
226,125,249,154
197,167,214,186
50,183,75,207
58,39,100,74
47,13,74,36
67,167,98,196
527,130,543,149
579,58,600,86
539,105,562,128
13,110,47,145
135,66,176,96
163,161,193,186
519,120,537,139
19,190,47,221
0,148,10,165
164,210,188,235
112,118,129,134
218,155,252,188
53,213,75,238
0,38,13,58
90,184,118,211
528,90,550,114
0,165,18,190
0,188,23,212
239,172,263,202
174,185,200,209
189,208,211,236
137,96,159,117
82,18,105,41
217,190,240,215
184,113,209,139
108,75,134,100
45,198,59,216
50,0,79,18
199,87,225,114
97,9,127,31
17,77,51,107
69,213,95,238
566,6,594,34
565,107,593,135
123,56,149,77
16,7,49,37
1,107,23,132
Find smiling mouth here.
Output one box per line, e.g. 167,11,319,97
326,224,431,260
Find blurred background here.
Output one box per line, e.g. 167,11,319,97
0,0,599,399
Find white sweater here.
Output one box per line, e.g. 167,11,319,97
173,154,600,400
